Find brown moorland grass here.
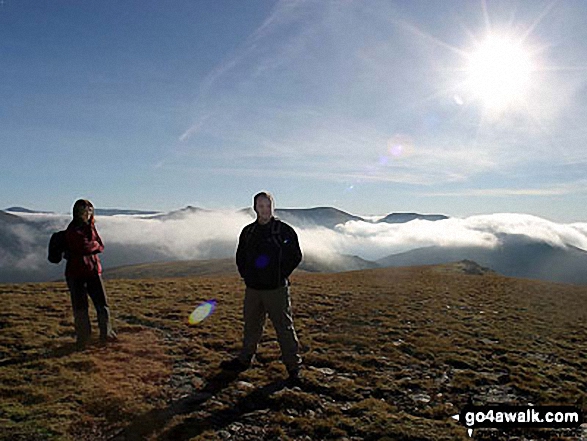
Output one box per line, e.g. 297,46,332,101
102,259,239,281
0,264,586,440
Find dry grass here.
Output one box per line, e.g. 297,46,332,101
102,259,239,281
1,264,585,440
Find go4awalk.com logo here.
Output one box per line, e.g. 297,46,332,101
451,405,583,437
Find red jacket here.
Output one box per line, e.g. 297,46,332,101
65,221,104,278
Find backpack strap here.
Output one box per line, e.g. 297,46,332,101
270,219,285,246
271,218,282,237
270,219,286,285
244,223,257,244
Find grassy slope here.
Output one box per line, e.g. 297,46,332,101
1,265,586,440
101,256,374,281
102,259,239,280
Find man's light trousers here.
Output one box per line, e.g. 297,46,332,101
239,285,302,372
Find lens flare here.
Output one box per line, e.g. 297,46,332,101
188,299,217,325
389,144,404,157
386,134,414,159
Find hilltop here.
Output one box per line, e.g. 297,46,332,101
1,264,585,440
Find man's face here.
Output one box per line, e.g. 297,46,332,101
255,197,272,224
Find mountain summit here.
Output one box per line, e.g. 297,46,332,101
2,265,585,440
377,212,449,223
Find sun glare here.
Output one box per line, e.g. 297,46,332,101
466,35,535,112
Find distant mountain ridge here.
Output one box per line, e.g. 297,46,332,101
243,207,447,229
5,207,161,216
6,205,449,228
275,207,365,229
95,208,161,216
5,206,53,214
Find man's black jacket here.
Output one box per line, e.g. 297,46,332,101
236,217,302,290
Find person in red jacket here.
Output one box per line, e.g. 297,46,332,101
65,199,116,349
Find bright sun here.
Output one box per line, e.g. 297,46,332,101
466,35,535,112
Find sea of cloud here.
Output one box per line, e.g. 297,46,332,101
3,210,587,280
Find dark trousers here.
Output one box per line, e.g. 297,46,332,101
66,275,113,344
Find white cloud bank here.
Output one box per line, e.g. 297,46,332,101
3,210,586,280
97,211,253,261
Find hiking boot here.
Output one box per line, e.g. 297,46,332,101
220,358,250,372
99,331,118,345
75,340,88,351
286,367,302,386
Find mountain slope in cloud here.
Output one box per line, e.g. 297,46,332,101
378,233,587,285
300,253,379,273
0,210,30,225
0,210,62,283
0,211,32,255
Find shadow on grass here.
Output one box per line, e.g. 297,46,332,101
156,378,287,440
0,341,80,367
112,367,287,441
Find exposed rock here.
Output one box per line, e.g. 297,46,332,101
458,259,496,275
480,338,499,345
411,393,431,403
235,381,255,391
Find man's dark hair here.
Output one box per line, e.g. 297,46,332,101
253,191,275,212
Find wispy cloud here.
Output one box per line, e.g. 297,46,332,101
199,0,309,96
420,179,587,198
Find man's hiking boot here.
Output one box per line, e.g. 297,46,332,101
220,358,250,372
99,331,118,346
286,367,302,386
75,340,88,351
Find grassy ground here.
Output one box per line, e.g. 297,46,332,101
1,264,585,440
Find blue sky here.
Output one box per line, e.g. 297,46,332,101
1,0,586,222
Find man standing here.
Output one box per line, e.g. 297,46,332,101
222,191,303,383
